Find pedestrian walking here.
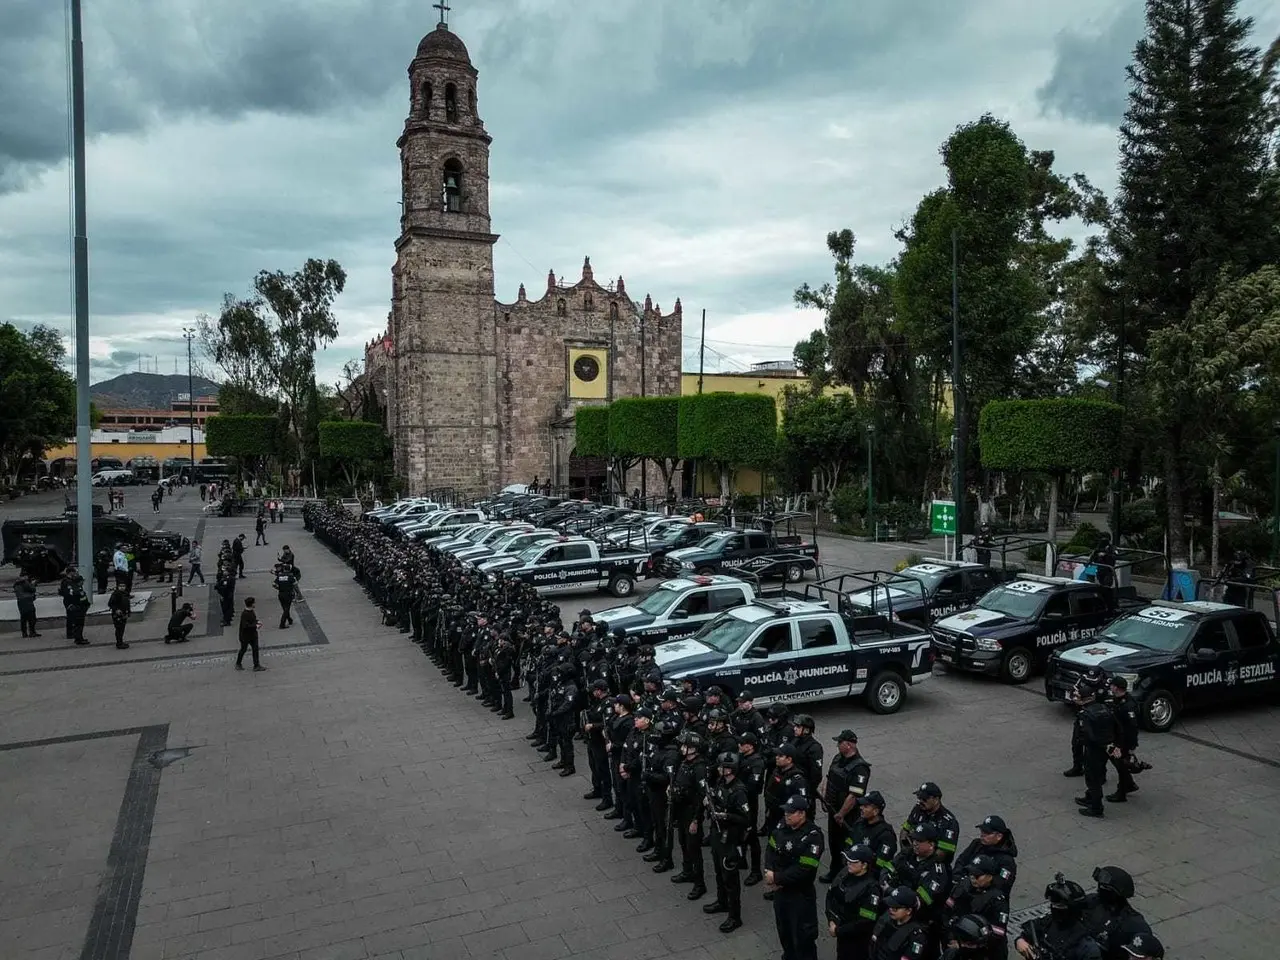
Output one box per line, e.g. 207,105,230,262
187,540,205,584
14,575,40,638
236,597,265,671
108,584,131,650
199,482,207,502
273,562,297,628
232,534,246,578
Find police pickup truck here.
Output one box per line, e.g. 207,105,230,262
488,536,650,598
658,528,819,583
591,574,755,643
1044,599,1280,731
653,596,933,714
845,560,1010,626
930,575,1130,685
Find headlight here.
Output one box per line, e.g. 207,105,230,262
973,637,1002,652
680,561,695,569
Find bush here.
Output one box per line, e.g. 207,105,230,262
1120,500,1164,551
1027,540,1070,563
1219,522,1271,562
1064,521,1103,554
734,494,759,513
830,484,867,524
876,500,924,533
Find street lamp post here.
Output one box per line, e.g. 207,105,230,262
182,329,196,473
866,424,875,540
1272,421,1280,565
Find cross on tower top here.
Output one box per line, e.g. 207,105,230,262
433,0,450,26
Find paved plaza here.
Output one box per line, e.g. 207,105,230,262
1,489,1277,960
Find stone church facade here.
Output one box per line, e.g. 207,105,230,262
372,19,682,496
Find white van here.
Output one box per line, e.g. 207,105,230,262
91,469,135,486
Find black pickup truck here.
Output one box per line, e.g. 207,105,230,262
844,560,1013,627
930,575,1142,684
658,527,819,583
1044,598,1280,731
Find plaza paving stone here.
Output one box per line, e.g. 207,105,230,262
0,488,1277,960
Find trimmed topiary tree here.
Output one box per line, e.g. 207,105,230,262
205,414,279,458
574,406,610,456
609,396,681,494
318,420,387,494
678,392,778,501
979,398,1123,571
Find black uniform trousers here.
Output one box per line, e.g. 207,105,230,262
1083,745,1108,811
278,595,294,628
112,616,127,645
587,737,612,802
648,786,671,863
710,828,742,920
627,775,652,841
1110,751,1138,795
611,756,632,826
237,634,261,668
18,603,37,637
773,886,819,960
827,810,849,868
554,713,575,769
66,605,86,641
677,816,705,882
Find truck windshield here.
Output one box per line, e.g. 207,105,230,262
1091,612,1197,653
693,613,760,654
634,589,679,616
976,585,1047,620
698,532,735,550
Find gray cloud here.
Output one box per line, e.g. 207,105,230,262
1035,6,1144,125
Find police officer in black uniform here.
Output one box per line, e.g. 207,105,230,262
846,791,897,884
1082,866,1151,960
869,886,928,960
1014,874,1102,960
820,729,872,882
547,664,579,776
763,744,810,901
790,714,825,799
1073,679,1117,817
736,731,767,886
59,567,90,646
824,844,881,960
943,854,1010,960
644,711,682,873
765,795,825,960
731,691,767,740
900,781,961,864
956,815,1018,895
704,751,750,933
669,730,709,901
941,914,997,960
889,822,952,953
1106,678,1141,803
582,679,614,809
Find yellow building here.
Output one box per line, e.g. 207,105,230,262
44,427,207,473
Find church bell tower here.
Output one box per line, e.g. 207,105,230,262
390,7,499,493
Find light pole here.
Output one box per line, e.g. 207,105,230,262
182,329,196,473
866,423,875,539
1272,420,1280,565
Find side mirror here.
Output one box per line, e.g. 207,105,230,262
1192,647,1218,663
669,610,689,620
744,646,769,659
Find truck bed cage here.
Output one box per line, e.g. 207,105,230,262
1194,564,1280,621
800,572,918,623
967,534,1059,571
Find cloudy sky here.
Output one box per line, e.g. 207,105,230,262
2,0,1277,386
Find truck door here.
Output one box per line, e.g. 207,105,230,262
559,541,599,589
1225,614,1279,700
1032,592,1078,663
930,572,969,620
792,616,856,699
734,621,798,703
743,532,772,570
1182,619,1233,707
962,569,998,609
717,534,747,569
665,588,714,639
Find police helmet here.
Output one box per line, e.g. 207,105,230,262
950,914,992,945
716,751,739,772
1044,874,1087,917
737,731,759,747
638,644,655,658
1092,865,1135,900
679,732,705,753
705,708,727,724
766,703,790,720
791,713,815,730
681,696,704,714
660,686,682,703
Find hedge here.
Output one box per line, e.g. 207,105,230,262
609,396,679,460
677,393,777,465
978,398,1123,473
318,420,386,461
574,405,611,457
205,414,279,458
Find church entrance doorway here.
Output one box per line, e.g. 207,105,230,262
568,448,608,499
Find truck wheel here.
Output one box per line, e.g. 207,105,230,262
695,566,716,577
784,563,804,583
1140,689,1178,733
608,573,635,598
999,649,1033,685
866,671,905,714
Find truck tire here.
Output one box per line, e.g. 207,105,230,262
608,573,635,598
866,671,905,715
999,648,1033,685
1139,689,1178,733
784,562,805,583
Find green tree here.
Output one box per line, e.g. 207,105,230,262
318,420,387,494
574,405,637,494
609,396,681,492
1109,0,1280,562
791,330,830,390
779,389,865,499
0,323,76,484
677,393,777,502
979,398,1124,565
199,258,347,465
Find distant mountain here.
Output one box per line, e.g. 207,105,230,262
91,372,222,410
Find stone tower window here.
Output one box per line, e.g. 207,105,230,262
584,293,593,310
445,83,458,122
610,302,619,320
442,159,463,212
468,87,476,115
421,81,433,117
557,299,567,316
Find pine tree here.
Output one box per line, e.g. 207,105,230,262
1112,0,1279,563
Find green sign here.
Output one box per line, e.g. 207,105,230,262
930,500,956,536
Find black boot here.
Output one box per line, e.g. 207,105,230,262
595,800,614,812
642,851,662,862
686,882,706,901
1063,767,1084,777
718,916,742,934
743,871,762,887
652,860,674,873
559,768,576,777
635,839,654,854
701,900,727,914
670,871,694,884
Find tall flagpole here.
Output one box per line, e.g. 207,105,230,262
71,0,94,587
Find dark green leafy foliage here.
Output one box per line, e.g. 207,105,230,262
574,406,610,457
608,396,679,459
676,393,777,466
204,414,279,458
978,398,1123,472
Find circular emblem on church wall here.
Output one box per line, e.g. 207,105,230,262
574,355,600,382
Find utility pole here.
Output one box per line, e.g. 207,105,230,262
697,309,706,394
183,328,197,469
866,424,875,540
950,228,966,550
70,0,93,587
640,310,647,502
